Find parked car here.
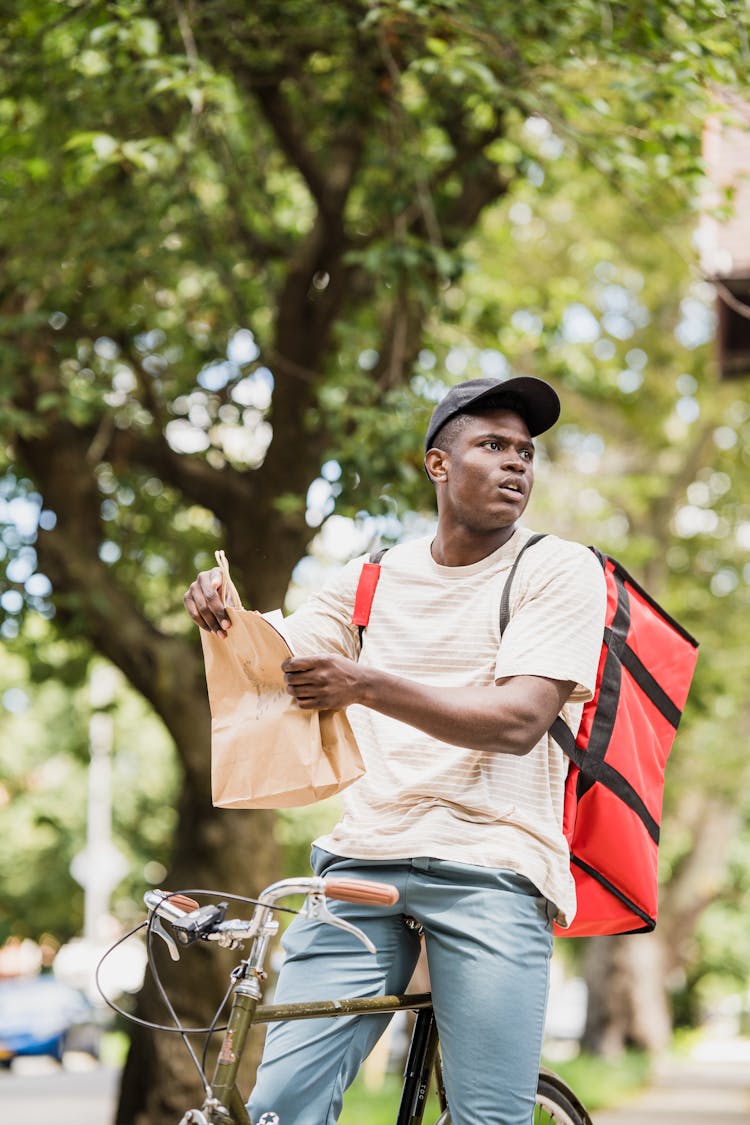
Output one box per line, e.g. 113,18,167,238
0,974,102,1067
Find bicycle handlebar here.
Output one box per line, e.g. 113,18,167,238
144,876,400,947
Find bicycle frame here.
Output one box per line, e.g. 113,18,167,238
203,984,440,1125
143,882,591,1125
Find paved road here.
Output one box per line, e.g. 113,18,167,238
594,1038,750,1124
0,1056,120,1125
2,1040,750,1123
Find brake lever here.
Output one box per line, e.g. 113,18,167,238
149,914,181,961
301,892,376,954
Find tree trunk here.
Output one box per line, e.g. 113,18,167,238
12,421,283,1123
581,931,672,1056
580,794,743,1059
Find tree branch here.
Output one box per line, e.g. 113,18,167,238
16,422,211,786
352,121,509,252
253,82,332,214
103,426,258,513
640,421,717,592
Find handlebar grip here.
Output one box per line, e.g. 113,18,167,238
160,892,201,914
323,878,399,906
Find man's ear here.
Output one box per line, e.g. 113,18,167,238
424,448,449,484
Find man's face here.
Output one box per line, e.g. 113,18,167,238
432,408,535,532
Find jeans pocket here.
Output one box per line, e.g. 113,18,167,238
309,845,342,877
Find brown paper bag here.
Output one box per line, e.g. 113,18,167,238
200,551,365,809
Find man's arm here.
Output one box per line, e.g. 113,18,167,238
282,654,574,756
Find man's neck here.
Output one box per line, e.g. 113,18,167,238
430,523,518,567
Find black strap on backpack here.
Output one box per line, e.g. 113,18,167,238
498,533,548,635
498,533,588,767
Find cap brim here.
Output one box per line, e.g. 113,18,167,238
467,376,560,437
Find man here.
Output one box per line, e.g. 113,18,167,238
184,375,607,1125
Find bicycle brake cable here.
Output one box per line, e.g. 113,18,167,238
95,921,214,1035
201,973,239,1077
141,888,301,1089
95,889,299,1040
144,906,215,1091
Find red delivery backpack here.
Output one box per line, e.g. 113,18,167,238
352,535,699,939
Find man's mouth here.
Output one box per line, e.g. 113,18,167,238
498,479,524,499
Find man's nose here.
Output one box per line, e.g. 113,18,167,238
502,451,526,472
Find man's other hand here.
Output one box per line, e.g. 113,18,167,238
282,655,363,710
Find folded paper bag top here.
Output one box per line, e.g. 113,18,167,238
199,551,365,809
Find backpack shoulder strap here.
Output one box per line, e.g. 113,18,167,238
352,548,389,639
498,533,548,636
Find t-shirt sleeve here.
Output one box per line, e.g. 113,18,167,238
278,555,366,660
494,540,607,702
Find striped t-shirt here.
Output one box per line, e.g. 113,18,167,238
281,527,607,925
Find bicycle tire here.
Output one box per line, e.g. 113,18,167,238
431,1068,592,1125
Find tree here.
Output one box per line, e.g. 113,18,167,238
1,1,748,1117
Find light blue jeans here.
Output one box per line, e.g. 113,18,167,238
249,848,555,1125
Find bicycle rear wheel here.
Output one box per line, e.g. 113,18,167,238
432,1066,592,1125
534,1068,592,1125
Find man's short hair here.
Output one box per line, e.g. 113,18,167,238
429,393,530,453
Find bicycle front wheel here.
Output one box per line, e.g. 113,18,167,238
432,1067,592,1125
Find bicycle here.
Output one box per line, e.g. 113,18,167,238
101,874,593,1125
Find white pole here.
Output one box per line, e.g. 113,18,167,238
83,665,117,943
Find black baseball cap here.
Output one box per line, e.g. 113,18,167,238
424,376,561,452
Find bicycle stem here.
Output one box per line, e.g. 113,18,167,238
207,904,279,1118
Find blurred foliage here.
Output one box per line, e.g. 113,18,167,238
543,1049,652,1113
0,0,747,1042
0,641,178,944
338,1048,651,1118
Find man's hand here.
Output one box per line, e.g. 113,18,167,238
282,655,365,711
183,567,232,636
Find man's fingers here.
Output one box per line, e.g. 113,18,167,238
206,566,224,592
282,654,358,711
282,657,316,673
183,589,209,631
183,567,231,634
199,570,231,627
184,591,226,634
283,658,328,684
282,659,326,704
286,683,328,709
284,672,322,693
